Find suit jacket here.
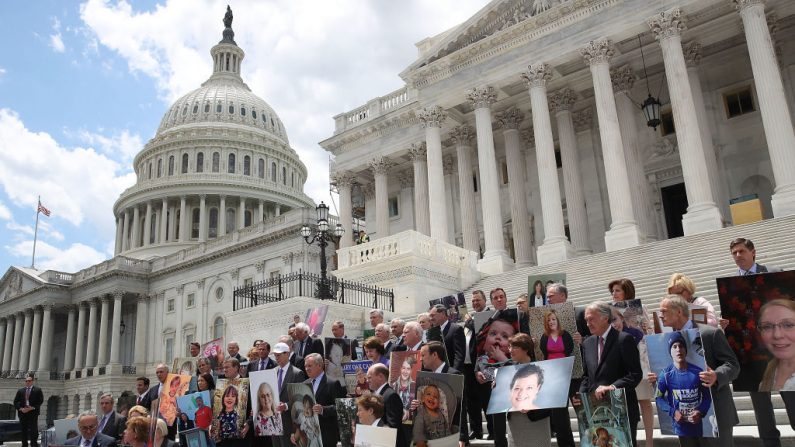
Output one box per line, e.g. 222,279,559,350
13,386,43,418
305,374,347,447
64,433,117,447
276,364,307,446
696,323,740,432
139,383,161,412
575,307,591,338
384,336,403,355
391,342,424,354
379,384,409,447
442,321,466,371
580,328,642,424
291,337,324,371
99,411,126,441
247,357,277,373
751,263,782,274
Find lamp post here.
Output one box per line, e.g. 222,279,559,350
300,202,344,300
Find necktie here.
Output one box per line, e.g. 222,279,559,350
260,359,266,370
25,387,30,402
99,414,108,432
598,336,605,363
83,439,91,447
137,396,141,405
277,368,283,391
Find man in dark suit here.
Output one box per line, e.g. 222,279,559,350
139,364,169,411
290,323,324,372
14,375,43,447
392,322,424,353
97,394,125,441
303,353,347,447
331,321,359,360
248,341,276,373
429,304,466,371
367,363,409,447
272,342,307,447
729,237,792,447
65,411,118,447
385,319,405,353
578,301,642,447
134,377,150,407
652,294,739,447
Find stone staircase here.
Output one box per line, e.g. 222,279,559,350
462,215,795,445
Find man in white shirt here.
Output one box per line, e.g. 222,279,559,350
272,342,306,447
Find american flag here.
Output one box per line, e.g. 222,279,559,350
37,201,51,217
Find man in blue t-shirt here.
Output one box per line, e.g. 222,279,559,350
655,332,712,437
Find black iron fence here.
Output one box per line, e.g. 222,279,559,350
234,271,394,312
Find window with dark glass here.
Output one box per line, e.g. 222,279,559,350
244,155,251,175
660,110,675,136
244,210,252,227
258,158,265,178
196,152,204,173
271,162,277,181
157,159,162,178
168,156,174,175
724,87,755,119
241,107,246,116
216,103,222,113
209,208,218,238
204,103,210,113
282,166,286,185
182,153,189,174
228,154,236,173
191,208,200,239
212,152,220,172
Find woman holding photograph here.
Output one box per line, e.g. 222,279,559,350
254,382,283,436
759,299,795,391
392,356,418,422
539,310,573,360
503,334,550,447
609,278,654,447
667,272,718,327
530,280,546,307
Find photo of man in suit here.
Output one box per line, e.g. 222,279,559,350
97,394,126,441
271,342,307,447
303,353,347,447
578,301,642,447
65,411,118,447
429,304,465,371
14,375,43,447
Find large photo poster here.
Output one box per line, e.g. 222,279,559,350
336,398,358,447
176,391,212,428
527,273,566,308
487,357,574,414
414,371,464,447
287,383,324,447
527,303,583,378
202,337,226,375
475,308,520,382
159,374,192,425
249,369,283,436
717,270,795,391
325,337,352,388
305,305,329,336
609,299,654,400
646,329,717,437
212,379,250,441
429,292,467,323
574,389,633,447
389,350,421,424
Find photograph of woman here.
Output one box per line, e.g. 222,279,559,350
254,382,283,436
390,355,418,423
324,338,351,388
758,299,795,391
530,280,546,308
539,310,573,360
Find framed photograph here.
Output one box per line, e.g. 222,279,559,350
336,398,358,447
389,350,421,424
527,273,566,308
181,428,208,447
201,338,225,375
211,379,250,441
159,374,192,425
527,303,583,378
574,388,633,447
413,372,464,447
487,357,574,414
305,305,329,336
287,383,324,447
173,357,198,377
176,391,212,422
475,308,520,382
325,338,353,388
248,369,283,436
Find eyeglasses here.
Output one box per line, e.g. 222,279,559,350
759,321,795,334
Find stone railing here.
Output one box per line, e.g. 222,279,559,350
42,270,74,285
334,86,416,134
73,256,150,283
337,230,478,271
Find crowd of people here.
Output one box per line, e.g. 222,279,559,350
13,237,792,447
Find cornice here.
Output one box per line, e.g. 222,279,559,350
320,110,421,155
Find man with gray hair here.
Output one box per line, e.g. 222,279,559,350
303,353,346,447
369,309,384,329
386,318,405,353
393,321,424,352
291,322,324,373
97,393,125,441
578,300,642,447
64,411,117,447
429,303,466,371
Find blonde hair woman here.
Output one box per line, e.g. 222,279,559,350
667,273,717,327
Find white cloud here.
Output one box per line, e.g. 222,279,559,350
0,201,11,220
6,221,34,236
6,240,107,273
68,128,143,161
0,67,6,78
50,17,66,53
79,0,486,207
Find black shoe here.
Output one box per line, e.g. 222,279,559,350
468,432,483,440
486,434,494,440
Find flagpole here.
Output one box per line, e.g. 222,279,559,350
31,196,41,269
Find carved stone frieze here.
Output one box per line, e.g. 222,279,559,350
255,261,265,272
417,106,447,129
466,86,497,109
230,269,239,280
369,156,393,176
548,88,577,113
331,171,357,189
397,170,414,189
496,107,525,130
175,284,184,295
521,128,535,147
580,40,615,66
521,63,552,89
610,66,635,93
407,142,427,162
450,125,474,146
648,8,686,41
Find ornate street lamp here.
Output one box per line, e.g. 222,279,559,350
638,34,662,130
300,202,344,300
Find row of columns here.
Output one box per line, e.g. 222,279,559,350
334,2,795,270
63,294,127,373
114,195,283,254
0,305,53,375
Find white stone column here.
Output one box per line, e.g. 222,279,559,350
408,143,430,236
442,155,457,239
257,200,264,223
275,205,281,217
122,210,130,252
2,317,13,372
451,126,480,253
27,307,42,372
648,11,723,234
160,199,169,244
369,156,391,239
168,205,177,241
37,305,53,373
496,108,534,266
73,303,87,371
109,292,123,365
179,196,188,242
85,299,98,368
735,0,795,216
610,66,658,241
333,172,355,249
114,217,123,255
130,206,141,249
9,313,23,373
418,106,450,243
62,306,76,372
238,197,246,229
521,65,574,264
0,319,5,370
580,41,644,250
549,88,592,255
467,86,513,273
143,201,152,246
199,195,208,241
219,196,227,237
134,295,148,366
97,296,110,366
18,309,32,373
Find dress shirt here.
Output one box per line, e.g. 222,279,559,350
372,418,381,426
440,320,449,334
739,263,759,276
597,326,612,363
375,383,387,395
433,363,446,374
311,372,325,394
408,342,423,351
79,437,95,447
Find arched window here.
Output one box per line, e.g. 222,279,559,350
252,110,257,119
174,209,180,238
241,107,246,117
213,317,224,339
148,163,152,179
204,103,210,113
209,207,218,238
258,158,265,179
212,152,220,172
192,104,198,114
243,155,251,176
181,154,189,174
228,154,236,173
282,167,287,185
157,159,162,178
216,103,222,113
196,152,204,173
228,104,234,114
225,208,235,233
244,210,252,227
191,208,200,239
168,156,174,175
291,172,295,188
150,218,157,244
271,162,277,181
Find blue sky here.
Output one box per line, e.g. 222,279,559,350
0,0,486,273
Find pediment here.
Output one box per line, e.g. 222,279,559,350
0,267,44,302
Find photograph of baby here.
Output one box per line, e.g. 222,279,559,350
159,374,192,425
173,357,198,377
475,309,520,382
336,398,359,447
413,371,464,447
388,351,421,424
202,337,226,375
325,338,352,389
249,369,283,436
574,388,633,447
647,329,717,437
354,424,397,447
212,379,250,441
287,383,323,447
176,391,212,427
486,357,574,414
429,292,467,323
527,303,583,378
527,273,566,308
717,270,795,391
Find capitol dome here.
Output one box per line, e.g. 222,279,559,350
112,12,315,260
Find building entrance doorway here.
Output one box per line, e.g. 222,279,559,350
661,182,688,238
